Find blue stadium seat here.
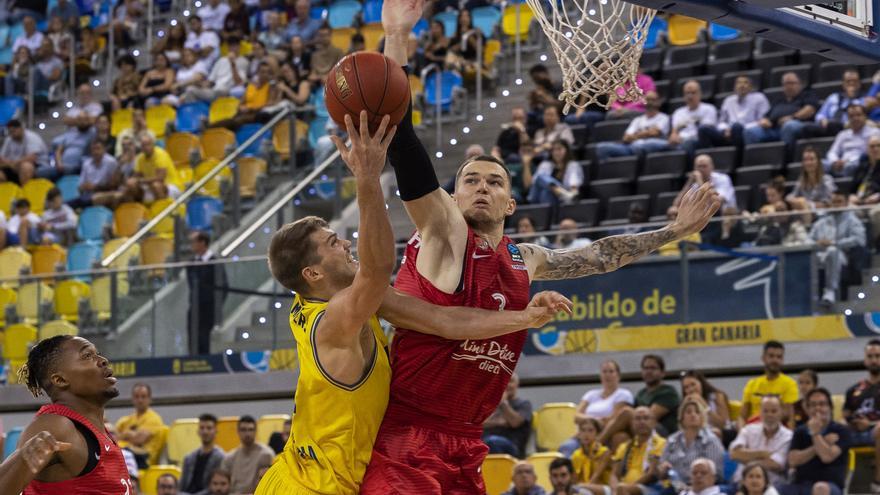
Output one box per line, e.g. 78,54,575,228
68,241,103,280
176,102,210,134
8,23,23,47
236,123,270,156
311,90,328,119
308,117,328,149
643,16,667,50
0,96,25,126
424,70,463,112
311,6,328,20
328,0,362,28
412,18,428,37
187,196,224,231
472,6,501,38
363,0,383,24
433,11,458,38
76,206,113,241
722,452,738,482
0,24,10,47
56,175,81,203
709,23,740,41
3,427,22,461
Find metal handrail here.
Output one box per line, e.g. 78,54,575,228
101,106,293,267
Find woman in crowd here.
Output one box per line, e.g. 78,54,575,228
423,20,450,70
115,109,155,157
138,52,175,108
75,27,100,84
560,359,633,456
680,370,733,442
572,417,613,494
527,139,583,205
286,36,311,76
658,396,725,491
737,462,780,495
111,55,142,111
447,9,487,86
788,147,836,210
166,48,208,107
792,369,817,427
276,63,311,108
515,215,552,248
153,22,186,64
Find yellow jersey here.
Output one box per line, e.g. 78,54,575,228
275,293,390,494
742,373,799,421
572,441,612,485
613,432,667,484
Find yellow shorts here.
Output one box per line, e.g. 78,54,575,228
254,462,316,495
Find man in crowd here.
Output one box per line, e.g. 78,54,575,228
62,84,102,128
810,192,867,306
730,395,793,486
221,415,274,494
180,413,225,495
116,383,167,468
494,107,531,163
186,231,227,356
849,135,880,241
683,458,720,495
843,339,880,494
503,461,546,495
783,388,851,495
0,119,48,185
309,26,343,83
285,0,322,42
595,91,670,162
186,15,221,66
182,36,248,104
744,72,819,154
698,76,769,149
157,473,180,495
134,134,184,199
207,468,232,495
483,373,533,458
534,106,575,154
823,105,880,177
12,15,43,55
69,139,118,208
670,80,717,156
549,457,591,495
805,69,870,138
611,406,666,495
740,341,799,426
47,115,95,179
553,218,591,249
674,154,737,211
197,0,230,31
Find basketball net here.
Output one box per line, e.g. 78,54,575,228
524,0,656,112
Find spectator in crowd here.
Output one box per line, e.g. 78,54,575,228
704,206,748,248
658,396,725,489
26,39,64,98
347,32,366,54
94,114,115,154
182,37,248,104
448,9,485,81
64,84,103,127
595,91,670,162
527,140,583,205
494,107,531,163
559,360,633,455
850,135,880,247
603,355,681,443
810,191,867,306
221,0,250,41
563,94,607,129
167,48,209,107
44,15,72,60
40,188,77,244
220,416,274,494
0,210,7,250
658,206,702,256
157,473,179,495
611,406,666,495
206,468,232,495
198,0,231,31
669,81,717,155
139,53,176,108
0,119,48,185
823,105,880,177
554,218,591,249
680,370,731,439
180,413,225,495
730,395,792,486
502,461,546,495
135,134,184,200
49,0,80,31
276,63,311,107
549,457,592,495
111,55,143,111
68,139,118,208
738,463,780,495
285,0,322,43
780,201,811,247
842,339,880,493
608,204,649,236
683,458,720,495
740,341,798,427
607,69,656,119
186,15,221,66
6,198,41,245
534,106,575,155
571,417,612,491
115,109,154,157
46,116,95,179
698,76,770,149
12,15,43,55
782,388,851,495
116,383,166,468
6,46,30,97
788,147,836,210
804,69,867,138
423,20,450,70
483,373,533,458
268,418,291,454
259,11,288,55
187,230,227,356
107,0,143,48
515,215,552,248
310,26,343,83
286,36,311,75
793,369,818,428
528,64,563,133
675,154,737,209
153,23,186,64
744,72,819,154
75,27,100,81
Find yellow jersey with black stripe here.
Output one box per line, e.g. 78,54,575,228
276,293,390,494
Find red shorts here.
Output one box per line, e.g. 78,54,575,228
360,419,489,495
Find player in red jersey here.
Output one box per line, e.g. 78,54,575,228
0,335,133,495
358,2,723,493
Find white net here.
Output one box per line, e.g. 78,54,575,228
524,0,657,112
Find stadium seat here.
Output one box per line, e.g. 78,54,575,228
257,414,290,445
812,81,843,101
330,27,357,52
308,117,328,149
54,279,90,322
433,11,458,38
272,119,309,160
0,247,32,286
113,202,148,238
89,275,118,321
140,237,174,276
31,244,67,276
743,142,786,167
22,178,55,215
695,147,738,174
186,196,225,231
77,206,113,241
589,178,633,203
145,104,176,139
215,416,241,452
709,23,740,41
595,156,638,181
653,191,680,217
734,185,753,212
606,194,651,221
533,402,577,451
167,132,202,169
706,58,748,78
0,181,22,216
472,6,501,37
642,16,667,50
736,165,779,187
3,427,22,460
720,70,763,93
201,128,237,161
482,454,517,495
676,74,716,99
411,18,428,37
644,150,688,175
194,159,230,198
175,102,210,133
832,394,845,421
667,44,708,67
786,162,803,181
794,137,836,161
209,97,241,125
484,39,502,68
589,119,631,144
362,0,382,23
640,48,665,75
667,15,706,46
0,96,25,126
506,203,552,231
361,22,385,51
148,198,184,239
310,5,328,19
102,237,140,271
768,64,811,89
15,282,52,325
167,418,201,464
328,0,362,28
39,319,79,339
111,107,134,137
236,123,270,156
237,157,267,198
637,174,681,196
140,465,182,495
2,323,37,361
423,70,463,112
816,61,852,84
501,4,534,42
67,241,103,280
557,199,600,227
56,175,81,203
526,452,564,492
0,286,16,328
728,400,742,420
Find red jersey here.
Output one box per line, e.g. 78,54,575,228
387,228,531,437
24,404,133,495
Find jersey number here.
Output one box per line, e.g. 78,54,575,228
121,477,134,495
492,293,506,311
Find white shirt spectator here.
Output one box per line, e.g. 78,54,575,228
709,171,736,209
534,160,584,191
580,388,634,419
0,129,49,166
717,92,770,131
197,2,231,31
176,61,209,85
684,487,721,495
556,237,591,249
12,30,44,55
534,123,575,148
824,125,880,176
672,103,718,142
0,210,6,232
729,423,792,485
185,30,221,65
625,112,671,143
42,204,78,232
7,211,41,234
80,153,118,189
66,102,104,120
208,56,249,92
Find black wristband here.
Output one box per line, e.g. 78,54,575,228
388,66,440,202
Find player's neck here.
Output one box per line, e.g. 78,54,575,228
473,228,505,250
54,396,106,432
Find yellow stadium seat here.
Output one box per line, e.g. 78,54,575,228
237,157,267,198
832,394,845,422
526,452,563,492
149,426,169,467
89,276,114,321
533,402,577,451
166,418,201,465
54,279,91,322
194,159,230,198
1,323,37,361
256,414,290,446
727,400,742,421
102,237,141,270
39,319,79,340
148,198,184,239
272,119,309,160
111,107,134,137
483,454,517,495
140,464,181,495
331,27,357,52
361,23,384,51
16,282,53,325
0,247,33,287
31,244,66,276
0,181,22,216
208,97,240,125
0,286,17,328
145,104,177,138
100,237,139,298
668,14,706,45
201,128,237,161
485,39,502,67
502,4,534,41
166,132,202,169
113,202,148,238
215,416,241,452
22,178,55,215
141,237,174,277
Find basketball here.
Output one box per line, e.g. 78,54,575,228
324,51,411,134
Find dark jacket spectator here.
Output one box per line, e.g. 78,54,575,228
483,373,533,458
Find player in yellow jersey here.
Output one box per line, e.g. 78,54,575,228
257,111,571,495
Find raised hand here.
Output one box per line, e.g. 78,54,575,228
672,182,721,237
522,291,573,328
382,0,425,36
330,111,397,181
19,431,71,474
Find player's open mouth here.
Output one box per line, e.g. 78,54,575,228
105,369,117,384
473,199,490,208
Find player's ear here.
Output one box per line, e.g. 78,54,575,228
50,370,69,391
505,196,517,216
302,266,322,283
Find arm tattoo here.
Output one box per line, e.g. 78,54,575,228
521,228,679,280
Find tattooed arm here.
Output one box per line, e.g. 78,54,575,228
520,183,721,281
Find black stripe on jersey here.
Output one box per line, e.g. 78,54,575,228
309,311,379,392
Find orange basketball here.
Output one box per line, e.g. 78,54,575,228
324,51,411,134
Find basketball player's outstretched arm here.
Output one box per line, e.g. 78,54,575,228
0,415,76,493
520,183,721,280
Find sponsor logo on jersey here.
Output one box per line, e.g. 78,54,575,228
451,339,518,375
507,243,524,264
